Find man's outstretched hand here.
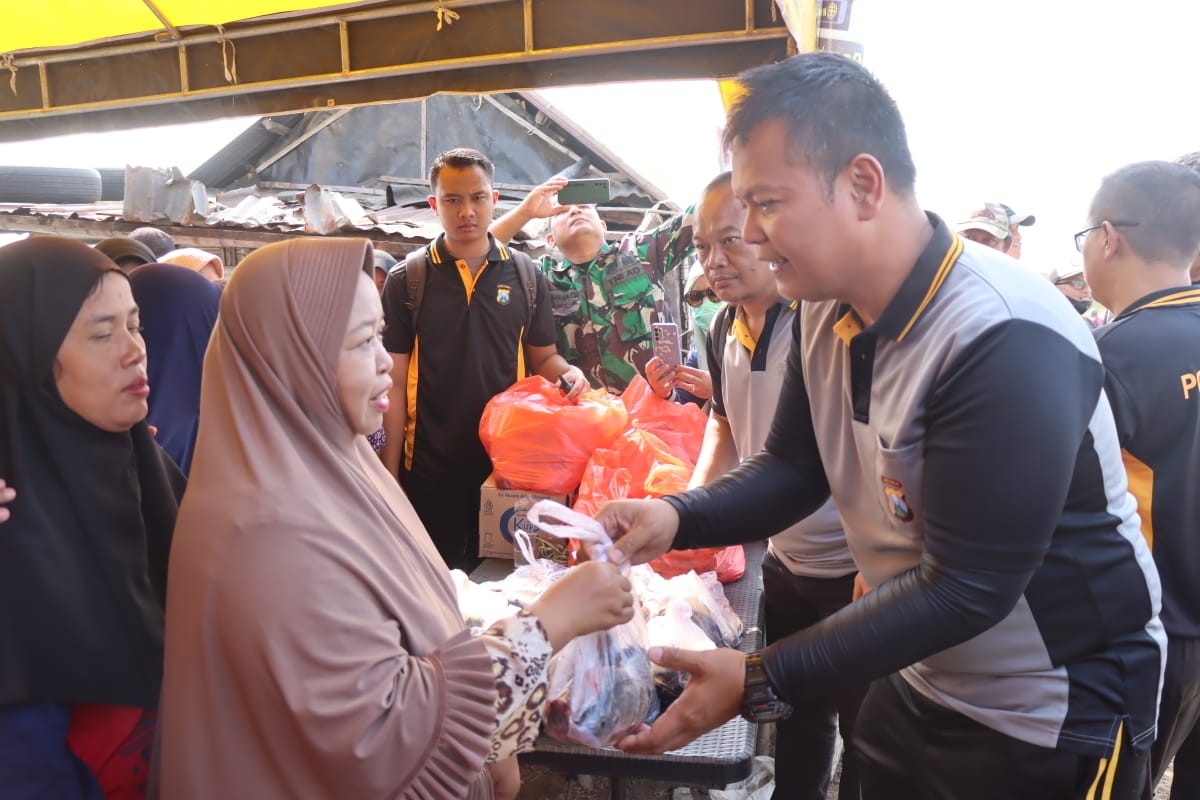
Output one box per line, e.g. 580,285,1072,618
616,646,745,754
592,498,680,566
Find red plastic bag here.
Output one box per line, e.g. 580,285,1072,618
571,429,745,582
480,376,627,494
644,462,691,497
573,448,635,517
574,429,690,514
648,546,745,583
620,376,708,463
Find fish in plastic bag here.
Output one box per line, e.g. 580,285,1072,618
645,599,715,695
527,501,658,748
670,570,743,648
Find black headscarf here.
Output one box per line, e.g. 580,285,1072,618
0,237,184,709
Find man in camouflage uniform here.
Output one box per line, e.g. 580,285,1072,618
491,177,694,392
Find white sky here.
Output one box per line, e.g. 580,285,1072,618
1,0,1197,272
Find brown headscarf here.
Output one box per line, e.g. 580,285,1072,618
155,238,496,799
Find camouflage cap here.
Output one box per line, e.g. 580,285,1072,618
1000,203,1036,227
955,202,1012,240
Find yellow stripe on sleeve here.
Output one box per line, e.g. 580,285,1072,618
404,338,419,472
1122,451,1155,550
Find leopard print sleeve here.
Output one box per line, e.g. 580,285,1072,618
478,609,553,763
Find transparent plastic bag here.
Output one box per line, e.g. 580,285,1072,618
668,570,743,648
645,599,715,695
450,569,518,635
526,501,658,748
480,528,567,608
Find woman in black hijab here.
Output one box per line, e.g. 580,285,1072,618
0,237,184,799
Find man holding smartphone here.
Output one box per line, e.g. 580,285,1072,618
490,176,695,393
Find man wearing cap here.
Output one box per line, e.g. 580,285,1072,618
1047,265,1101,322
954,202,1012,253
490,177,695,393
1000,204,1035,260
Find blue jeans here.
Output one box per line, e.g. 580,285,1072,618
0,704,103,800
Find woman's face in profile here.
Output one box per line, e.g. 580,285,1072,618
336,272,393,437
53,271,150,432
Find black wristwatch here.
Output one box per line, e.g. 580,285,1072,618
740,651,793,723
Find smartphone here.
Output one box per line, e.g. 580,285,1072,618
652,322,682,369
557,177,610,206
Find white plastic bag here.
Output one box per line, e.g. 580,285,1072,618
670,570,743,648
645,599,715,694
527,500,658,748
710,755,775,800
450,569,518,635
481,527,567,608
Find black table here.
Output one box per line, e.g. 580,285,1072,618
472,541,766,799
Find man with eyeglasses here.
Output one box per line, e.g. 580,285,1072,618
491,177,694,393
682,263,723,371
954,202,1012,253
645,264,714,405
1047,266,1103,328
1080,160,1200,800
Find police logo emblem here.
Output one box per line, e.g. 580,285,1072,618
496,284,512,305
881,476,914,522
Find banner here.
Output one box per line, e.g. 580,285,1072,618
818,0,866,63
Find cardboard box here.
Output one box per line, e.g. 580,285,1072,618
478,474,570,559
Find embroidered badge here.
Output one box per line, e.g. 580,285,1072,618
881,476,914,522
496,284,512,305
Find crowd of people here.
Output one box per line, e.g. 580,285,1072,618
0,51,1196,800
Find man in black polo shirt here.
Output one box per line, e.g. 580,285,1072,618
380,148,585,570
1081,160,1200,800
593,54,1164,799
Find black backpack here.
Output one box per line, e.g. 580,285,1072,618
402,246,540,332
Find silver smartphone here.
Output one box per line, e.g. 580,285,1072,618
651,322,682,369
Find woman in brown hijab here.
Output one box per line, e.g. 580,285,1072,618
154,238,633,799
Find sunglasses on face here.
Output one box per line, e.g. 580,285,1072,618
1055,276,1088,291
685,287,721,307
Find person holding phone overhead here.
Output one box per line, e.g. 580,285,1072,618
491,174,696,393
